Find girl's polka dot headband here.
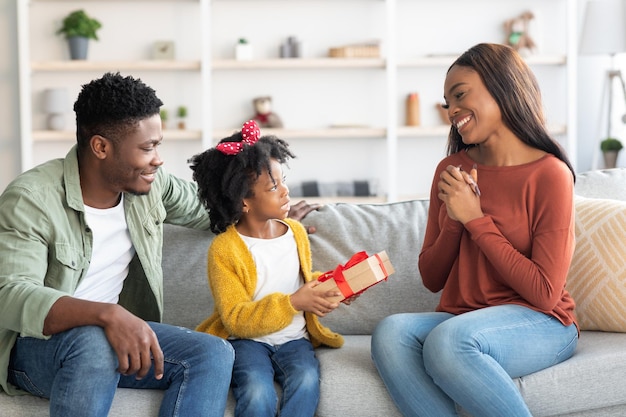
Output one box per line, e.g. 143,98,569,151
215,120,261,155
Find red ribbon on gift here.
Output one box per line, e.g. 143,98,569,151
319,251,389,299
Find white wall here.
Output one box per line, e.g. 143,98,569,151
577,0,626,171
24,1,206,181
0,0,21,191
210,0,571,199
0,0,622,192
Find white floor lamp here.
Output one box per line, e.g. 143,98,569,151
579,0,626,169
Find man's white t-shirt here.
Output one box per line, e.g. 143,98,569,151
239,222,307,346
74,196,135,303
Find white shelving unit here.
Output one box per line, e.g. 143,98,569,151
17,0,211,182
391,0,577,200
207,0,577,201
18,0,577,201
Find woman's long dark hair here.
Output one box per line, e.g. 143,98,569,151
445,43,575,180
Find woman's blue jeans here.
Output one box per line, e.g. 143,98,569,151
371,304,578,417
229,338,320,417
8,321,235,417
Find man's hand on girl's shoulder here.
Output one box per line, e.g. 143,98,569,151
288,200,322,234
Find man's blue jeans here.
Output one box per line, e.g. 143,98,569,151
8,321,235,417
371,304,578,417
229,338,320,417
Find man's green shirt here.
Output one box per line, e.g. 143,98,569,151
0,146,210,394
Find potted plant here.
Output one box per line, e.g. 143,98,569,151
600,137,623,169
177,106,188,129
160,109,169,130
56,9,102,60
235,38,253,60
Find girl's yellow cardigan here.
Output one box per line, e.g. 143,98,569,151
196,218,344,348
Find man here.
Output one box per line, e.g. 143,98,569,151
0,72,318,416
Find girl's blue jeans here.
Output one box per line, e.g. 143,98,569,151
8,321,235,417
371,304,578,417
229,338,320,417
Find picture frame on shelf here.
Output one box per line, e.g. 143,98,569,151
152,41,175,60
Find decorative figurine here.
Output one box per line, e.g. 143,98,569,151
504,11,536,56
152,41,175,60
250,96,283,128
280,36,301,58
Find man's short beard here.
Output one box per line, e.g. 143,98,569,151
129,190,149,196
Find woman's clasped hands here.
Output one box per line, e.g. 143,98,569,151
437,164,484,224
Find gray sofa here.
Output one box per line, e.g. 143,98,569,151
3,168,626,416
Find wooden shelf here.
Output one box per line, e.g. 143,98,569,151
31,58,388,72
33,129,202,142
398,54,567,68
31,60,201,72
31,55,561,73
397,126,450,137
216,55,566,70
213,127,387,139
399,125,566,138
32,0,196,2
212,58,385,70
548,124,568,135
213,124,567,140
523,55,568,66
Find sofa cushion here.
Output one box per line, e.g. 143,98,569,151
575,168,626,201
316,336,401,417
304,200,440,335
566,196,626,332
162,225,215,330
511,331,626,416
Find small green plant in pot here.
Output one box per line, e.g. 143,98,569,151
600,137,623,169
160,109,169,130
600,137,623,152
56,9,102,60
177,106,188,130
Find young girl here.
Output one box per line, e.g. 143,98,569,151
189,120,345,417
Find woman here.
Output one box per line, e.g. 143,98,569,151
371,43,578,417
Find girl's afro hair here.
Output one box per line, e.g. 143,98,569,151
189,132,294,234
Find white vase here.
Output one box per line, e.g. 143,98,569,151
235,43,252,61
43,88,69,130
47,114,66,131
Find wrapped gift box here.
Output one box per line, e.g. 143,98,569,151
316,251,395,303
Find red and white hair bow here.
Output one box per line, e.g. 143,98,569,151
216,120,261,155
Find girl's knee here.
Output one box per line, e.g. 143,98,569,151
236,379,278,410
291,364,320,392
